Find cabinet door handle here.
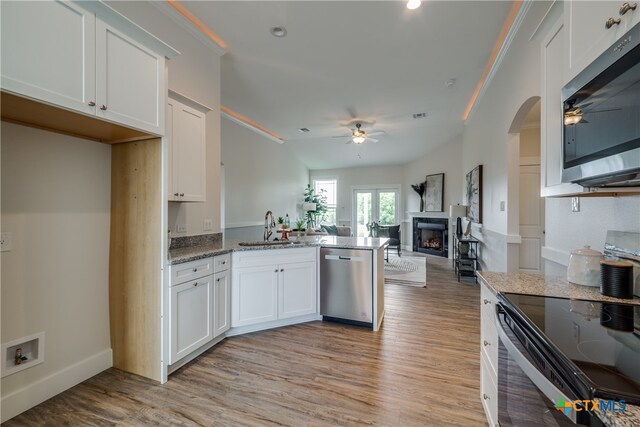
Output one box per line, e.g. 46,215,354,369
606,17,621,28
193,282,198,287
620,2,637,15
222,260,227,265
174,193,179,197
280,268,284,272
483,299,490,305
216,278,221,282
179,193,185,197
100,104,108,111
274,269,278,273
88,101,96,107
483,393,490,400
483,340,490,347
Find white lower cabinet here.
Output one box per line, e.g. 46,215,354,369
170,275,213,363
278,261,317,320
169,254,231,365
480,280,499,427
232,248,318,329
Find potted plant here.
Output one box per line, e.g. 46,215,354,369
411,182,426,212
293,218,307,239
303,184,328,228
277,216,285,229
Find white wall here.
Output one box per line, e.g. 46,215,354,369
460,2,552,271
222,118,309,241
544,196,640,275
1,123,113,421
106,1,222,237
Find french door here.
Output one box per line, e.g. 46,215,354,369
353,187,400,237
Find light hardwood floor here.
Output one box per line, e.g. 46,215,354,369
5,255,485,426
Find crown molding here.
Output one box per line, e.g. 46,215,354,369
150,1,227,56
221,107,284,144
464,0,534,123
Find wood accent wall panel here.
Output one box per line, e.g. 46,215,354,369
109,138,162,381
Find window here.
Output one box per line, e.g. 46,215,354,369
353,187,400,237
313,179,337,225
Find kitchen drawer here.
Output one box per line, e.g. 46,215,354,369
214,253,231,273
233,247,316,268
481,306,499,378
480,281,498,318
171,257,213,286
480,351,499,427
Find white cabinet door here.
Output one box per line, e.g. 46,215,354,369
170,276,213,364
167,96,207,202
565,1,633,81
278,261,317,320
96,19,165,135
213,270,230,337
541,17,583,197
232,265,278,327
1,0,96,115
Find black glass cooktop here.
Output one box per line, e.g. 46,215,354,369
503,293,640,402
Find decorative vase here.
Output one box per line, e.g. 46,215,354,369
420,197,425,212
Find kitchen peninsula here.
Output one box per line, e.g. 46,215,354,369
166,234,388,374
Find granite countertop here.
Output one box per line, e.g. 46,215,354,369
478,271,640,306
479,271,640,427
168,236,389,265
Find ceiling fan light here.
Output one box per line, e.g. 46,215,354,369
353,136,366,144
564,113,582,126
407,0,421,10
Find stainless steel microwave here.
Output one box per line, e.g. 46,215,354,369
561,22,640,187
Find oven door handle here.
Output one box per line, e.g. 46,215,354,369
496,314,578,424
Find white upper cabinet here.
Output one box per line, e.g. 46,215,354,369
96,20,165,135
1,1,96,115
565,0,638,81
541,17,584,197
0,0,177,136
167,93,208,202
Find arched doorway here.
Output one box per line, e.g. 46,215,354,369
507,96,544,274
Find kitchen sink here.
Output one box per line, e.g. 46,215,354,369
238,240,303,247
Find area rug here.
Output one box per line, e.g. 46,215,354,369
384,254,427,287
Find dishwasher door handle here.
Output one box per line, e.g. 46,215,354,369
324,255,364,262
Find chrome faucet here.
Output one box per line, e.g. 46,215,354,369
264,210,276,241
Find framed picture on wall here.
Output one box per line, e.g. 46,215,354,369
424,173,444,212
465,165,483,223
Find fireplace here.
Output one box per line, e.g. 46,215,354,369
413,217,448,257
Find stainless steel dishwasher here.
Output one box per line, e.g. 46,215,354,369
320,247,373,326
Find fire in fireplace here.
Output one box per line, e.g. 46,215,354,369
413,217,448,257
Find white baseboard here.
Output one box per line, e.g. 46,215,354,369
1,348,112,423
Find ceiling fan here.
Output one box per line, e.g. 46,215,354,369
332,123,385,144
563,100,621,125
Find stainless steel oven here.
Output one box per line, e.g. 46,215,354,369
497,304,588,426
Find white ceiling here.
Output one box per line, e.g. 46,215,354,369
186,1,513,170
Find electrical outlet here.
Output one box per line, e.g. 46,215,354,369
571,197,580,212
500,201,505,212
0,232,12,252
203,219,213,231
176,224,187,233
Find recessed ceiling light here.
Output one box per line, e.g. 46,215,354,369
413,112,428,119
298,127,310,133
445,78,457,87
406,0,421,10
270,26,287,38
